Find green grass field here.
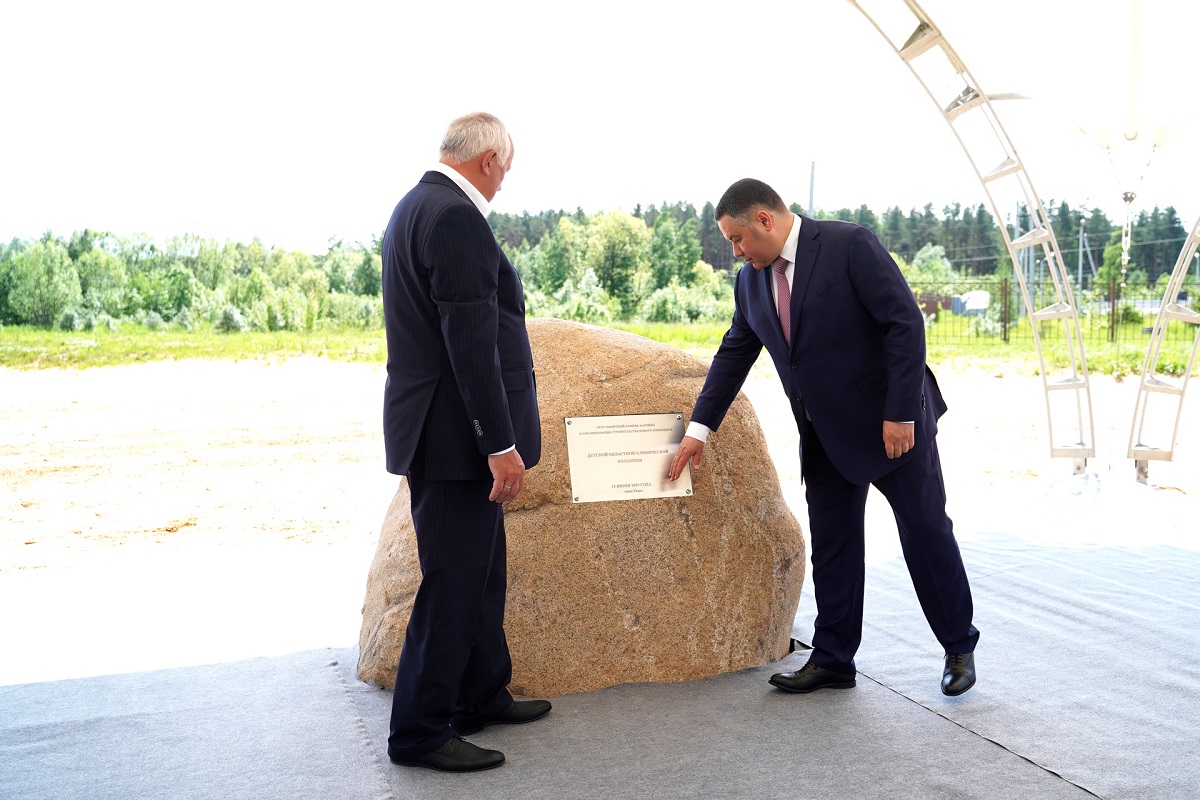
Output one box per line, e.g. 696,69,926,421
0,324,388,369
1,319,1193,377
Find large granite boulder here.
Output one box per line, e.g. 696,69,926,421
358,318,805,697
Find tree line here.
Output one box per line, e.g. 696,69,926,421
0,199,1192,332
0,231,383,332
491,200,1192,287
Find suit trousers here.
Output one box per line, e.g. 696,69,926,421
801,421,979,675
387,475,514,760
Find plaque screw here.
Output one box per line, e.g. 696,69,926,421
566,419,572,425
574,497,579,502
685,489,692,495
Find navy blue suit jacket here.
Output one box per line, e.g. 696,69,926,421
381,171,541,480
692,216,945,485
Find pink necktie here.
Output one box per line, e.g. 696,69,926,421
773,256,791,345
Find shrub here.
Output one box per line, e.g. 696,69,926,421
969,313,1003,338
7,240,81,325
323,292,358,326
266,302,287,331
215,304,249,333
271,288,307,330
243,300,269,331
1096,301,1144,329
173,307,195,331
303,297,319,331
190,286,228,324
325,292,384,328
638,275,734,323
58,307,83,331
143,311,165,331
75,249,128,315
357,297,378,328
95,313,118,332
129,265,198,316
524,288,552,318
546,270,619,323
227,269,272,309
1115,303,1143,325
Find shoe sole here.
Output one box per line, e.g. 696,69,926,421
390,756,505,773
768,677,856,694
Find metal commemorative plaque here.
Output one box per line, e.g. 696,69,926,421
563,412,693,503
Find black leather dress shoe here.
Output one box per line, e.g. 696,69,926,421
390,736,504,772
769,661,856,693
942,652,976,696
453,699,553,736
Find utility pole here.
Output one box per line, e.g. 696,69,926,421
808,161,815,217
1078,216,1087,288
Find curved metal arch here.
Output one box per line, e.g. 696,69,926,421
1128,215,1200,481
848,0,1095,471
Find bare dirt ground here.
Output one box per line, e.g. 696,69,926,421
2,356,1198,684
1,358,395,573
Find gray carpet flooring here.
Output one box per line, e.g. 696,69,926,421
3,474,1198,799
0,648,391,800
847,475,1200,800
345,650,1096,800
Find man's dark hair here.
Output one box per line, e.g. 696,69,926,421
716,178,788,221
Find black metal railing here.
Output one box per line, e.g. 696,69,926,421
909,277,1197,348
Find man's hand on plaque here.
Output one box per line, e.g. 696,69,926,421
667,435,704,481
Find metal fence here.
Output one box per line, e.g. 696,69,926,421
910,278,1198,348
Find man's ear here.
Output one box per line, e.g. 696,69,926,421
756,209,774,231
480,150,499,175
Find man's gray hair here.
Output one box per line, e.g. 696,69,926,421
440,112,512,165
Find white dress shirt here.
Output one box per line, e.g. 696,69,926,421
430,162,491,217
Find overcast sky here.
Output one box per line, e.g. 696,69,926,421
2,0,1196,254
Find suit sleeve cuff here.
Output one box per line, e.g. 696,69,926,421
685,421,711,443
489,444,516,456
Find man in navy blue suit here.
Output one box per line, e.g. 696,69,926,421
668,178,978,697
380,112,549,773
